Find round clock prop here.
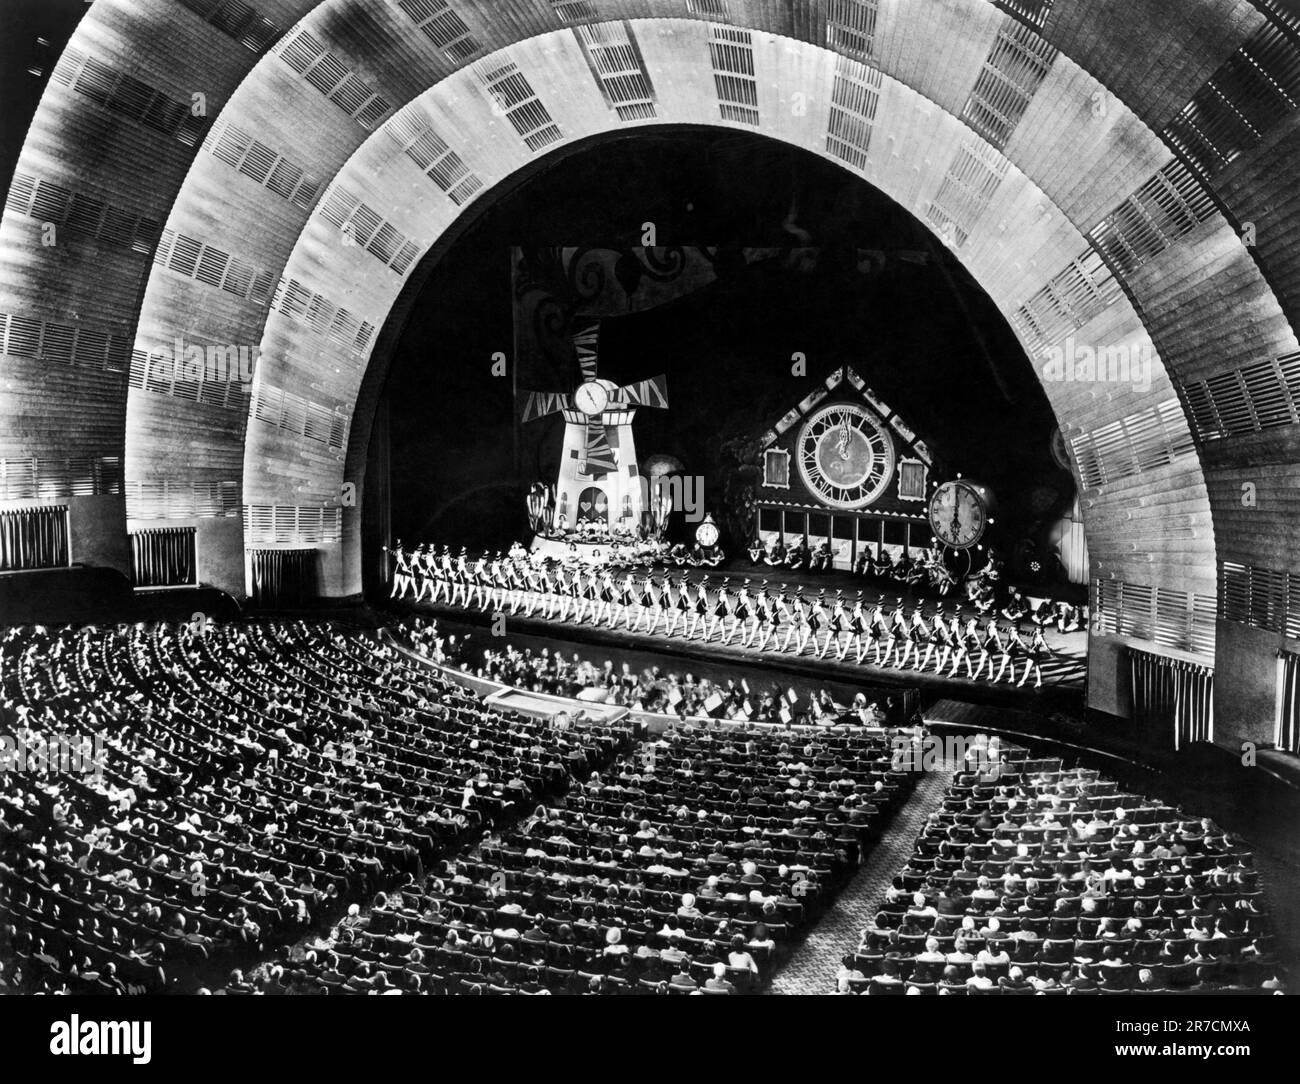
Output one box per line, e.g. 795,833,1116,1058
928,479,993,550
695,515,720,547
574,380,610,416
796,402,895,510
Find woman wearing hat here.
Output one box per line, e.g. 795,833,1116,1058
683,576,707,640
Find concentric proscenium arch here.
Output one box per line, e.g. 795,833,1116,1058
237,24,1214,609
4,0,1297,742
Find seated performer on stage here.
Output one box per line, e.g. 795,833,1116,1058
967,570,995,615
764,537,786,567
748,537,765,564
924,546,956,596
1027,597,1053,628
670,542,689,567
810,539,834,573
696,539,725,568
785,538,808,571
1001,586,1028,623
1055,601,1083,633
854,548,875,578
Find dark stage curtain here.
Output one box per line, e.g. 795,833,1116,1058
1277,651,1300,755
1128,648,1214,751
130,527,196,587
0,506,69,571
250,548,317,608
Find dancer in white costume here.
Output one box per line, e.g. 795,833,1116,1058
387,541,413,599
1019,624,1051,688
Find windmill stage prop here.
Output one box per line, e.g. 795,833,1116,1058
521,323,668,551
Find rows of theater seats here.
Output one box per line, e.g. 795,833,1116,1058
0,621,630,994
247,723,916,994
837,752,1282,995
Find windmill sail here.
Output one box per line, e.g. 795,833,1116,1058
573,324,600,381
520,390,570,423
580,419,618,475
612,375,668,409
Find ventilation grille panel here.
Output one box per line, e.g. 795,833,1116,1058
574,22,657,121
709,25,758,126
0,457,123,500
277,28,393,131
1162,21,1300,178
961,19,1057,149
245,504,343,544
473,59,562,151
825,0,880,64
1070,398,1195,489
1182,350,1300,441
1092,577,1215,658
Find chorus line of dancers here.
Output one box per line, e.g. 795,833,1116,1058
385,543,1056,688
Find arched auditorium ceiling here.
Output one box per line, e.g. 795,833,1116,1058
3,0,1300,671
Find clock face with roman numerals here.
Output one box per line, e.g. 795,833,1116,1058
928,480,988,549
797,402,895,510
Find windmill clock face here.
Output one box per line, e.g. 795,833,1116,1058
928,480,989,549
574,381,609,416
797,402,896,510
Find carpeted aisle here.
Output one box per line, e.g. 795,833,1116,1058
769,767,955,995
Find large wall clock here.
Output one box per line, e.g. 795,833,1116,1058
928,479,993,549
796,402,895,510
